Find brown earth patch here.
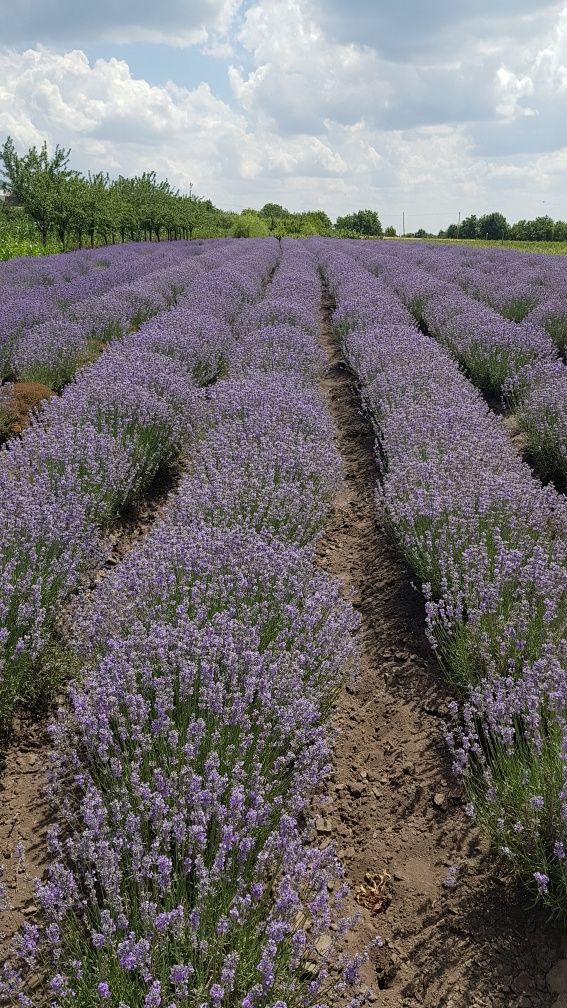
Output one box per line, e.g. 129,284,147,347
0,717,51,966
0,381,55,438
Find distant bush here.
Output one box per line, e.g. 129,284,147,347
335,209,383,236
0,236,60,260
231,212,271,238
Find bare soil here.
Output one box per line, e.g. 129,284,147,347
315,291,564,1008
0,718,51,954
0,381,55,441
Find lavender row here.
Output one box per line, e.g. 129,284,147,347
0,242,210,379
374,240,567,355
2,240,243,388
393,259,567,489
340,241,556,394
0,240,213,328
2,245,369,1007
1,243,239,388
422,243,567,355
0,240,280,723
311,238,567,912
343,240,567,492
502,359,567,489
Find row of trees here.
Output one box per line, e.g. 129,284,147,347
0,138,237,248
441,212,567,242
233,204,385,238
0,137,388,248
3,137,567,250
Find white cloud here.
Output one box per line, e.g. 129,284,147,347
0,0,240,49
1,0,567,226
494,67,535,120
229,0,390,131
0,46,364,210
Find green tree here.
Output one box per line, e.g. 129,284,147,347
509,219,527,240
335,209,383,236
384,225,397,237
231,212,270,238
459,214,479,239
478,212,509,240
526,215,554,241
259,203,289,231
0,136,77,245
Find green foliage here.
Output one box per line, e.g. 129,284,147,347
0,236,57,260
0,136,232,253
258,205,283,232
459,214,480,239
0,136,76,246
510,215,556,241
479,212,509,240
257,207,332,238
6,133,567,258
335,208,383,236
441,211,567,245
422,237,567,256
231,211,271,238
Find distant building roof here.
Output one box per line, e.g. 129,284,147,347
0,191,22,206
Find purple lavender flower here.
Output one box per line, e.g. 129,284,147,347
6,239,366,1008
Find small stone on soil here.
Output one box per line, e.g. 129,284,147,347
548,960,567,994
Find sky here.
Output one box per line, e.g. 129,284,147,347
0,0,567,229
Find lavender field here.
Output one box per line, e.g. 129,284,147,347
1,236,567,1007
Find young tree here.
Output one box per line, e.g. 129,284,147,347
231,212,270,238
180,193,205,239
0,136,77,245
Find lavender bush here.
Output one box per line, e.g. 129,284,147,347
341,240,567,491
0,240,280,722
0,242,204,382
446,642,567,912
504,359,567,489
1,240,371,1007
312,236,567,915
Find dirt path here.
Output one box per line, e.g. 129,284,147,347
315,288,564,1008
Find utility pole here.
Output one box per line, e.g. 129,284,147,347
402,211,405,237
457,210,461,238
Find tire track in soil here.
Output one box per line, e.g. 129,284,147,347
314,287,563,1008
